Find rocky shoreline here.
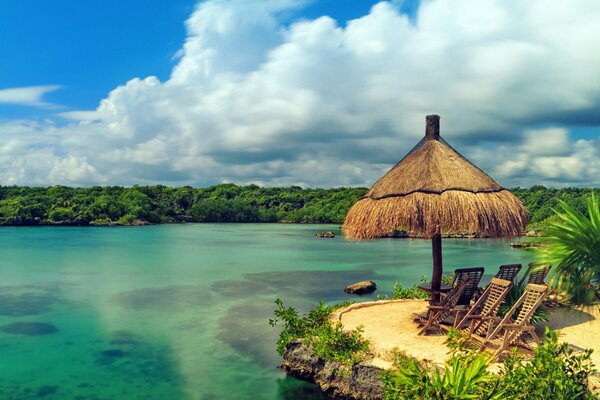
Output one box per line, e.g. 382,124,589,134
0,215,194,227
282,340,385,400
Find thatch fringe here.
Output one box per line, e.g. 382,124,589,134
342,189,528,240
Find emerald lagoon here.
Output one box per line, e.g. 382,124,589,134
0,224,534,399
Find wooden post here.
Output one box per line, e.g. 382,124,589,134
425,115,440,141
431,233,443,303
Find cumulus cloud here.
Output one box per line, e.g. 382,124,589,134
0,85,60,107
492,129,600,187
3,0,600,187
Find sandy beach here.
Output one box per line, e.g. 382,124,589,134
333,299,600,370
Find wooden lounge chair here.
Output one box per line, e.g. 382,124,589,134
481,283,548,360
454,278,513,337
495,264,522,283
448,267,484,306
518,262,551,286
415,277,471,335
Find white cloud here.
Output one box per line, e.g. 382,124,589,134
522,128,571,156
2,0,600,187
0,85,60,107
491,130,600,187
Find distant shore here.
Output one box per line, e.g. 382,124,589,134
0,184,594,231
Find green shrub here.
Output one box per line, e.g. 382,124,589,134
544,192,600,305
378,275,453,300
497,329,596,399
118,213,137,224
269,299,369,365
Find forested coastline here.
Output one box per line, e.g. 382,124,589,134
0,184,595,231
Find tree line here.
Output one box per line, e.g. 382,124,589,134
0,184,595,228
0,184,366,225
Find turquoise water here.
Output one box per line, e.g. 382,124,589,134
0,224,535,399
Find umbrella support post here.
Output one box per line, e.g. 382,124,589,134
431,233,443,303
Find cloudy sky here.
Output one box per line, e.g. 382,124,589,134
1,0,599,188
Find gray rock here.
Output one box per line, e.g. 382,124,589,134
316,231,336,238
282,340,385,400
344,281,377,295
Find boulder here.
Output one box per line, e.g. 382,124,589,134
525,230,542,237
282,339,385,400
344,281,377,295
316,231,336,238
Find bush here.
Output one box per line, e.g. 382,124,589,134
544,192,600,305
117,213,137,224
382,330,494,399
497,329,596,399
269,299,369,365
378,275,453,300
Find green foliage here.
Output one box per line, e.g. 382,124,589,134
310,322,369,365
269,299,369,366
0,185,594,229
511,186,596,233
377,282,429,300
0,184,367,225
383,330,495,399
543,192,600,305
497,329,596,399
378,275,452,300
383,329,597,400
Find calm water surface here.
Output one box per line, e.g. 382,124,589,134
0,224,535,399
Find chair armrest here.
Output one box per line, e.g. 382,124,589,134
502,324,534,329
428,305,449,310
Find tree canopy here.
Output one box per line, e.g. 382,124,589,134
0,184,594,228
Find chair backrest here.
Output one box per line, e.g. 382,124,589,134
452,267,485,306
424,277,471,327
495,264,522,283
443,277,471,309
457,278,512,336
489,283,547,342
513,283,548,324
518,262,552,286
527,264,551,285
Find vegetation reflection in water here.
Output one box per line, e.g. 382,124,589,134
0,224,535,399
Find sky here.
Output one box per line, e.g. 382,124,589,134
1,0,599,188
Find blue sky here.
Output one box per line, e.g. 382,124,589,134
1,0,394,119
0,0,194,117
0,0,599,188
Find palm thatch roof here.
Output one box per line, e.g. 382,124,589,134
343,115,528,239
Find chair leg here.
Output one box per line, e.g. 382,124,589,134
418,311,440,335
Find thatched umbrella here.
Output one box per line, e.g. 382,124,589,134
343,115,528,302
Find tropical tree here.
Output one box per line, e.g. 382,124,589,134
544,192,600,305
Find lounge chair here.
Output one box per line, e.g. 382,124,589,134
448,267,484,306
518,262,551,286
495,264,522,283
481,283,548,360
415,277,471,335
454,278,513,337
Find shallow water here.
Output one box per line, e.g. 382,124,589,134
0,224,535,399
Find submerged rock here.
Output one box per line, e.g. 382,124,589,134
109,330,141,345
282,340,384,400
344,281,377,295
100,349,127,358
0,322,57,336
36,385,58,398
